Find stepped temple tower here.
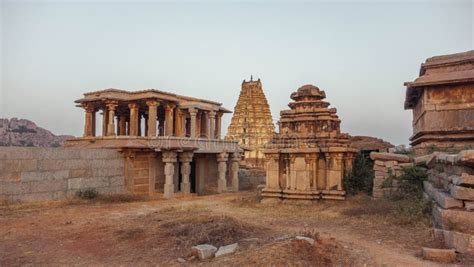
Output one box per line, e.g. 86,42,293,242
66,88,242,199
404,50,474,155
226,77,275,167
261,84,357,201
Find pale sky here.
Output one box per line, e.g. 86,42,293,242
1,0,473,145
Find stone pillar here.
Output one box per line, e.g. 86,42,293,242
230,153,240,192
216,112,223,139
290,156,297,190
312,154,319,190
106,101,118,136
217,152,229,193
159,117,165,136
265,154,280,189
325,153,331,190
128,103,139,136
102,108,108,136
162,151,177,199
203,111,210,138
175,109,184,137
209,111,216,139
179,152,193,194
82,104,96,137
165,104,175,136
137,114,142,136
189,108,197,138
118,115,127,136
146,100,159,137
285,155,291,189
126,118,131,136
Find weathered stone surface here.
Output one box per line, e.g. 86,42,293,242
450,185,474,201
369,152,411,163
457,150,474,167
215,243,239,257
424,181,463,209
434,229,474,254
226,78,275,167
349,135,394,152
422,247,456,263
465,201,474,211
452,173,474,186
295,236,315,245
191,244,217,260
433,205,474,234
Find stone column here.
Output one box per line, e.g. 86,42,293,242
128,103,139,136
164,104,175,136
179,152,193,194
102,108,108,136
290,156,297,190
230,153,240,192
118,115,127,136
126,117,131,136
175,109,184,137
209,111,216,139
312,154,319,190
189,108,197,138
203,111,210,138
82,104,96,137
106,101,118,136
217,152,229,193
265,153,280,189
325,153,331,190
146,100,159,137
216,112,223,139
137,114,142,136
162,151,177,199
285,155,291,189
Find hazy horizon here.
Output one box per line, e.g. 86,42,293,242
1,0,473,146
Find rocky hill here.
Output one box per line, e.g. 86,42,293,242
0,118,74,147
350,135,394,152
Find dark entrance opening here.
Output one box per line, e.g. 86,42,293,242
190,160,196,193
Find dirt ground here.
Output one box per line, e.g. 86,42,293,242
0,191,470,266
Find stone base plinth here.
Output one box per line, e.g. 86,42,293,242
261,188,346,202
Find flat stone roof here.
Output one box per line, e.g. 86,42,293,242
404,50,474,109
75,88,232,113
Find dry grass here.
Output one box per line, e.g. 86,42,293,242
161,214,264,248
342,194,432,226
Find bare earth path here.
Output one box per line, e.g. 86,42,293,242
0,192,451,266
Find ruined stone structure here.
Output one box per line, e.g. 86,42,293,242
405,50,474,154
262,85,357,201
65,89,241,198
226,78,275,167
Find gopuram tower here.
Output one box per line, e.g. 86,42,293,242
226,77,275,167
262,84,357,202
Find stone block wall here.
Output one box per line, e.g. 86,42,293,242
238,166,266,190
369,152,413,198
423,151,474,254
0,147,125,202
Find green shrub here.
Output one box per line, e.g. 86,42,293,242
344,152,374,195
76,188,99,199
383,166,428,200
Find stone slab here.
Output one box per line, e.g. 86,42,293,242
456,150,474,167
452,173,474,186
450,185,474,201
191,244,217,260
215,243,239,257
424,181,463,209
369,152,411,163
433,205,474,234
434,229,474,254
465,201,474,211
422,247,456,263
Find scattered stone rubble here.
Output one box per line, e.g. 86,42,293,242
371,150,474,255
191,243,239,260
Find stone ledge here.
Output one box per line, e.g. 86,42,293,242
424,181,463,209
369,152,411,163
433,205,474,234
434,229,474,254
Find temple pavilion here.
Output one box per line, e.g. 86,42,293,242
262,84,357,201
66,88,242,198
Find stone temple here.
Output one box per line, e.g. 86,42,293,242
66,88,242,198
262,84,357,201
404,50,474,154
226,77,275,167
